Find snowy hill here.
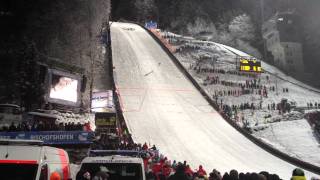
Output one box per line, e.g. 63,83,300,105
111,22,320,178
160,30,320,166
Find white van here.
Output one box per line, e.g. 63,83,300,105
0,139,71,180
77,150,146,180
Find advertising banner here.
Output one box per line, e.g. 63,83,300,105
95,113,117,127
91,91,115,113
239,58,262,73
0,131,94,145
145,21,158,29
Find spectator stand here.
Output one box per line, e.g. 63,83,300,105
0,110,94,146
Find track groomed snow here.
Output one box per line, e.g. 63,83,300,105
110,22,318,179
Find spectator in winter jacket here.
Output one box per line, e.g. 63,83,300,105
209,169,222,180
83,122,92,131
9,122,17,131
259,171,270,180
197,165,207,177
143,153,151,171
152,162,162,176
291,168,306,180
249,173,259,180
151,145,157,150
171,160,177,169
167,164,190,180
238,173,245,180
185,165,194,177
222,172,231,180
258,174,267,180
229,169,238,180
162,162,173,178
269,174,281,180
92,166,109,180
146,170,157,180
142,142,149,150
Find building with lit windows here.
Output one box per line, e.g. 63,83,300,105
262,11,304,76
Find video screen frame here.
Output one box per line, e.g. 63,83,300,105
46,69,81,107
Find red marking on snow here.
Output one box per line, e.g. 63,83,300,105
117,87,194,92
116,87,126,112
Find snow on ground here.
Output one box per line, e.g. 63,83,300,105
254,119,320,166
162,31,320,167
216,42,320,94
112,22,320,179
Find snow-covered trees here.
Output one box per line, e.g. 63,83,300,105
228,14,261,58
134,0,157,22
229,14,255,41
1,0,111,109
186,17,218,37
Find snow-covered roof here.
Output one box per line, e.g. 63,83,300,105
27,112,58,119
0,104,20,108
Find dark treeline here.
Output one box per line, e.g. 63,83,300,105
0,0,111,109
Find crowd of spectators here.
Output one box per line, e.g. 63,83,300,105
188,63,304,126
82,35,318,180
307,102,320,109
191,65,258,78
83,139,315,180
0,121,91,132
192,64,320,115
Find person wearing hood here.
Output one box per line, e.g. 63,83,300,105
197,165,207,178
92,166,110,180
142,142,149,150
209,169,222,180
162,161,173,178
185,165,194,178
168,164,190,180
229,169,238,180
291,168,306,180
171,160,177,170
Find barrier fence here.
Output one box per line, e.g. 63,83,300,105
0,131,94,145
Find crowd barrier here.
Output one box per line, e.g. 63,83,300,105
0,131,94,145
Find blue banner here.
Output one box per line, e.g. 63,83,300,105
0,131,94,145
145,21,158,29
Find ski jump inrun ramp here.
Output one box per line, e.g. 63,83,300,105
110,22,318,179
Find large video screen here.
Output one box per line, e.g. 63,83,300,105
48,69,81,106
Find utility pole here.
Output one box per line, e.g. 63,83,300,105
87,1,94,112
260,0,268,63
260,0,265,25
275,73,278,96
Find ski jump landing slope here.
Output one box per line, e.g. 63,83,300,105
110,22,316,178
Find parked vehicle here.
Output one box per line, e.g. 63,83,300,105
0,139,71,180
77,150,146,180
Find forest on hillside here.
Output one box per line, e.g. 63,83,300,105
0,0,110,109
112,0,320,85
